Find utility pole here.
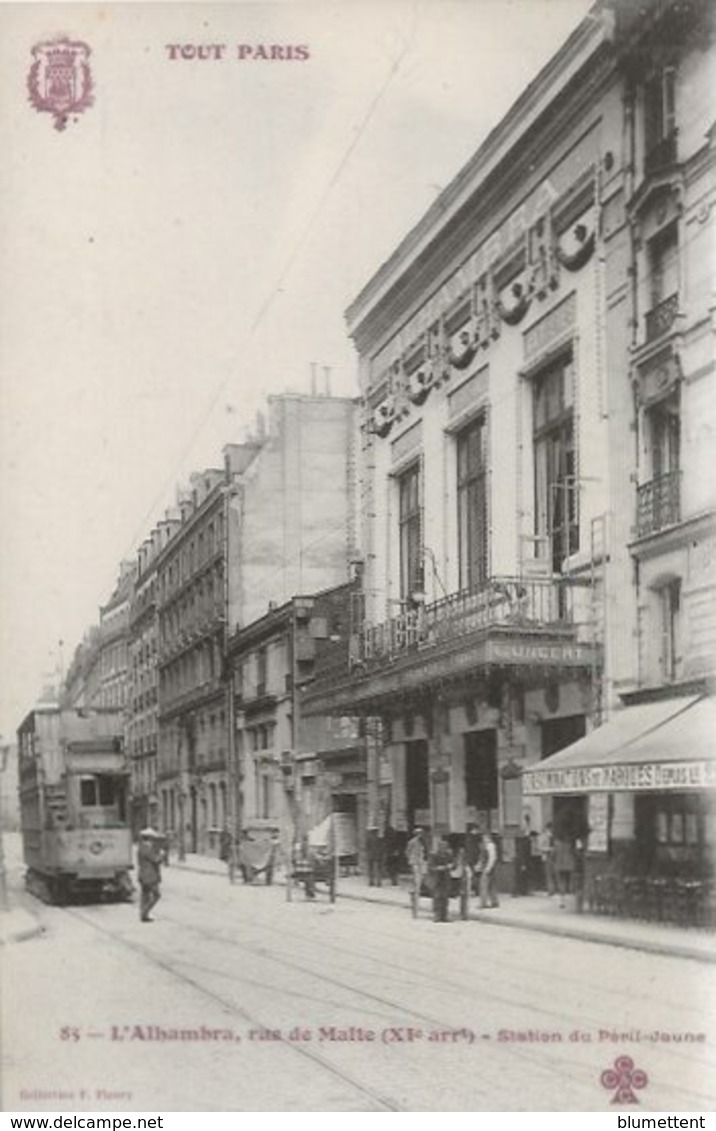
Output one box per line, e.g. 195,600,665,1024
0,739,10,911
177,721,186,862
223,479,242,881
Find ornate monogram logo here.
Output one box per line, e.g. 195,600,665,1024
28,37,94,131
600,1055,649,1104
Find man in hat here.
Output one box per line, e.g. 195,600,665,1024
137,828,163,922
428,835,454,923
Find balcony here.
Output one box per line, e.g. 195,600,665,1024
644,130,678,177
301,575,598,716
636,471,681,538
361,576,582,664
645,293,679,343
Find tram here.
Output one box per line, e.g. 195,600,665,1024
17,707,133,904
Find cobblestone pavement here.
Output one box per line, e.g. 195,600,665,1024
3,855,715,1112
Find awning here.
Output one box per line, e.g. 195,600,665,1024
522,695,716,796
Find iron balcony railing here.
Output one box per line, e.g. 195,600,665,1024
361,575,583,662
645,293,679,342
636,471,681,538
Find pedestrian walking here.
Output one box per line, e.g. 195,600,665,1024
137,827,163,923
407,825,427,907
429,835,454,922
479,832,500,908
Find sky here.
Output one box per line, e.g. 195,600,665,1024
0,0,593,739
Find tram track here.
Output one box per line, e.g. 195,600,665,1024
154,904,716,1107
59,895,716,1112
59,905,405,1112
173,880,714,1043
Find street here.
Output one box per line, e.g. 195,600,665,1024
2,844,715,1112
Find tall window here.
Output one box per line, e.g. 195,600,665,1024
649,224,679,310
256,647,267,696
649,392,680,481
638,390,681,537
644,66,676,169
659,578,682,683
533,354,578,571
398,463,422,601
457,416,488,591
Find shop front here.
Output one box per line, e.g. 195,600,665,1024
522,693,716,925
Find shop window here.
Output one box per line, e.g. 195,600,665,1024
533,354,578,572
637,793,707,875
398,463,422,602
457,415,488,592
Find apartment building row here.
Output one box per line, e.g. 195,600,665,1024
61,394,360,852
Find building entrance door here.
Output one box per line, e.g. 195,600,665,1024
405,739,429,829
464,729,498,827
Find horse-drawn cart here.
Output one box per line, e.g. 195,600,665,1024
288,848,337,902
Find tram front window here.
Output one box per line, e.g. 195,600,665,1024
78,775,126,825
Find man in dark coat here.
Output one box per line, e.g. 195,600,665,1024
429,835,454,922
137,828,163,922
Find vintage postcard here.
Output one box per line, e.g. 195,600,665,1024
1,0,715,1115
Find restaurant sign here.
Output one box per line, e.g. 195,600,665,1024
523,759,716,796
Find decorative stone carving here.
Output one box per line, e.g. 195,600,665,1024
372,394,396,437
528,212,560,298
556,208,596,271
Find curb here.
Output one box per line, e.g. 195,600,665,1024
171,861,715,965
472,909,716,965
0,915,45,947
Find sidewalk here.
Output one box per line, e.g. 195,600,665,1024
0,901,45,945
171,852,716,965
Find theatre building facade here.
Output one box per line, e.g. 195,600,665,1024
304,0,715,904
304,8,617,876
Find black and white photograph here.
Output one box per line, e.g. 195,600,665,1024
1,0,715,1114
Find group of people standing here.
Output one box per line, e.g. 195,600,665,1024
406,825,500,922
134,818,588,924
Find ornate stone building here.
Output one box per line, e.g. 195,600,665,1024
305,0,716,895
523,0,716,901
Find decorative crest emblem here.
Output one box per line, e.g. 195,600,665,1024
28,37,94,131
600,1056,649,1104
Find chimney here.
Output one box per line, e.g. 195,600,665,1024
323,366,332,396
310,362,317,396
